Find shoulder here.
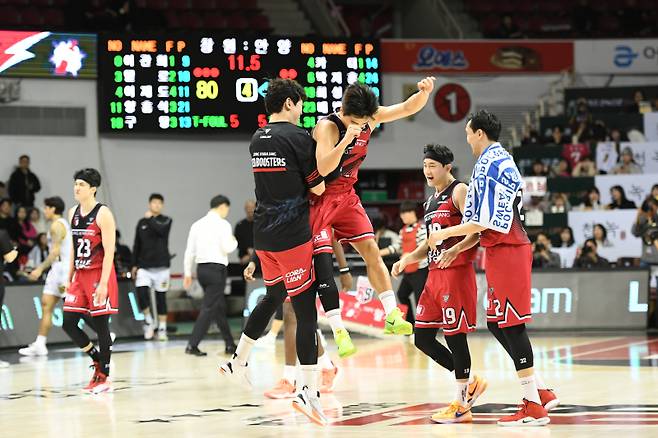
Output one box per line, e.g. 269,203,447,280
313,119,339,140
67,206,77,221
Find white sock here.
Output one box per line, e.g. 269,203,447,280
467,375,474,384
144,314,153,326
534,372,547,390
455,381,469,407
36,335,47,345
299,364,319,395
520,375,541,405
233,334,256,366
318,351,334,370
325,309,345,335
378,290,397,315
316,329,327,348
283,365,296,383
159,322,167,332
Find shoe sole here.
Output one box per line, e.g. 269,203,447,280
292,401,327,426
544,398,560,411
338,344,357,358
264,392,295,399
92,386,113,394
466,378,488,409
497,417,551,427
430,415,473,424
18,350,48,356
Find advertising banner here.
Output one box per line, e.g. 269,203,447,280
595,173,658,206
568,209,642,259
575,39,658,74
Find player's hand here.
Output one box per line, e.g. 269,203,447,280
183,276,193,290
93,282,108,307
243,262,257,282
438,246,459,269
343,124,362,144
417,76,436,94
144,210,153,219
428,230,448,250
28,267,43,282
339,271,353,291
391,257,408,277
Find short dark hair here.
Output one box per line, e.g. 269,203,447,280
0,197,12,207
19,154,29,161
74,168,101,188
399,201,418,213
149,193,164,202
44,196,65,215
210,194,230,209
264,78,305,114
423,144,454,165
467,109,502,141
342,82,379,118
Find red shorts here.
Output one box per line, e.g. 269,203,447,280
310,188,374,254
415,264,477,335
64,267,119,316
256,241,316,297
484,244,533,328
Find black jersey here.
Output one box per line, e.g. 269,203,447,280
133,215,172,269
250,121,323,252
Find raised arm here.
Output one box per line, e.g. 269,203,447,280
372,77,435,125
313,120,361,176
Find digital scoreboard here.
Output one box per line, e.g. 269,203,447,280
98,34,381,134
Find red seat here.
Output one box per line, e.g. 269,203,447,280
191,0,216,10
597,14,620,34
145,0,168,9
165,10,180,27
216,0,239,10
480,16,500,36
226,12,247,30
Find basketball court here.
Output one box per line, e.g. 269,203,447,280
2,333,657,437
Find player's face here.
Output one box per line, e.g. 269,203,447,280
149,199,163,215
74,179,95,202
346,115,370,129
43,205,55,221
423,158,447,187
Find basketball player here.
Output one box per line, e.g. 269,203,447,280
311,78,435,336
19,197,71,356
63,168,118,394
428,110,559,426
220,78,328,425
132,193,172,341
392,145,487,423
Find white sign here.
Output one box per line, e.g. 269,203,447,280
523,177,547,197
575,39,658,74
645,112,658,142
596,142,658,174
568,210,642,260
595,174,657,206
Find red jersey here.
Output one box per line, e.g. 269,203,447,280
400,221,427,273
321,112,371,194
71,203,106,270
424,180,477,270
562,143,590,169
479,190,530,247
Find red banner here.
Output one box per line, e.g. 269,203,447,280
381,40,573,74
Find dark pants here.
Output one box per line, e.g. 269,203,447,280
188,263,235,348
397,268,428,324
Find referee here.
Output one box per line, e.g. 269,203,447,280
183,195,238,356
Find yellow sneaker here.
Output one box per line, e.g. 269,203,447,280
384,307,413,335
466,374,488,409
334,329,356,358
431,401,472,424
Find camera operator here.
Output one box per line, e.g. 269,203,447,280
532,232,561,268
574,238,610,269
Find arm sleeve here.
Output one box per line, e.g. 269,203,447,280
183,225,196,277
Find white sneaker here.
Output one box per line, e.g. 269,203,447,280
157,330,168,342
256,332,276,349
0,360,9,368
110,332,117,344
143,324,155,340
19,342,48,356
292,386,328,426
218,360,252,389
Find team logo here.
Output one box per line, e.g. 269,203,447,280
0,31,51,74
49,39,86,77
442,294,450,303
416,305,424,315
74,217,79,226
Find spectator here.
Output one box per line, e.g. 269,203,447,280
548,193,571,213
551,158,571,177
574,238,610,268
607,127,626,144
529,160,548,177
652,184,658,203
627,89,645,113
16,205,37,255
526,195,549,213
607,185,636,209
532,232,561,268
563,141,590,170
0,182,6,199
552,227,577,268
8,155,41,208
572,157,597,177
547,125,566,146
579,187,604,211
26,233,48,275
521,128,541,146
114,229,133,277
0,230,18,368
592,223,612,248
555,226,576,248
569,98,593,142
29,207,47,234
373,217,400,253
631,197,658,267
0,198,19,241
611,147,642,175
234,199,255,265
498,14,523,38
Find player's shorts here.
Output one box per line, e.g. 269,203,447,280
43,262,69,298
415,263,477,335
63,266,119,316
310,188,374,254
135,267,170,292
256,241,315,297
484,243,533,328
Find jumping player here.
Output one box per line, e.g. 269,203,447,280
312,77,435,336
220,79,328,425
392,144,487,423
19,197,71,356
62,169,118,394
427,110,559,426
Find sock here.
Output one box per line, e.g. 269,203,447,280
325,309,345,336
283,365,296,383
318,351,334,370
233,333,256,366
378,290,397,315
520,375,541,405
468,375,474,385
82,343,100,362
144,313,153,326
159,322,167,332
534,372,547,390
36,335,47,345
299,364,319,395
455,381,468,407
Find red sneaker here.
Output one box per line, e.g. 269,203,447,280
90,372,112,394
539,389,560,411
497,399,550,427
83,361,101,393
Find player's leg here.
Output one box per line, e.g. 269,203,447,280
396,274,415,325
413,272,454,369
414,327,454,370
154,269,170,341
19,293,59,356
90,314,113,393
265,299,297,399
135,268,155,340
259,304,283,347
0,284,7,367
63,310,102,390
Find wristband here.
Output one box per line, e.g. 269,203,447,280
339,267,350,274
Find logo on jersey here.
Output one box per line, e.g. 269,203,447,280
285,267,307,283
74,217,79,226
443,294,450,303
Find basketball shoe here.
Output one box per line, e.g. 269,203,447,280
83,361,101,393
91,372,112,394
264,379,296,399
19,341,48,356
334,329,356,358
143,323,155,340
539,389,560,411
431,401,472,424
320,365,340,393
497,399,550,426
384,307,413,335
157,328,168,342
219,360,252,389
466,374,488,409
292,386,328,426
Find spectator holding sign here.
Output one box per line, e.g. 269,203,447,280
611,147,642,175
592,224,612,248
607,185,637,210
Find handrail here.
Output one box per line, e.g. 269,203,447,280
432,0,463,39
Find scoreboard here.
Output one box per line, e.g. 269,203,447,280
98,34,381,134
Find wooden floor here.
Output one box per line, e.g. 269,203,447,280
1,333,658,437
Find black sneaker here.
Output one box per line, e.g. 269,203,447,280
185,346,207,356
225,344,237,355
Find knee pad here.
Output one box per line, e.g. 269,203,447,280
136,286,150,310
413,328,436,353
62,311,80,331
156,292,168,315
501,324,534,371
